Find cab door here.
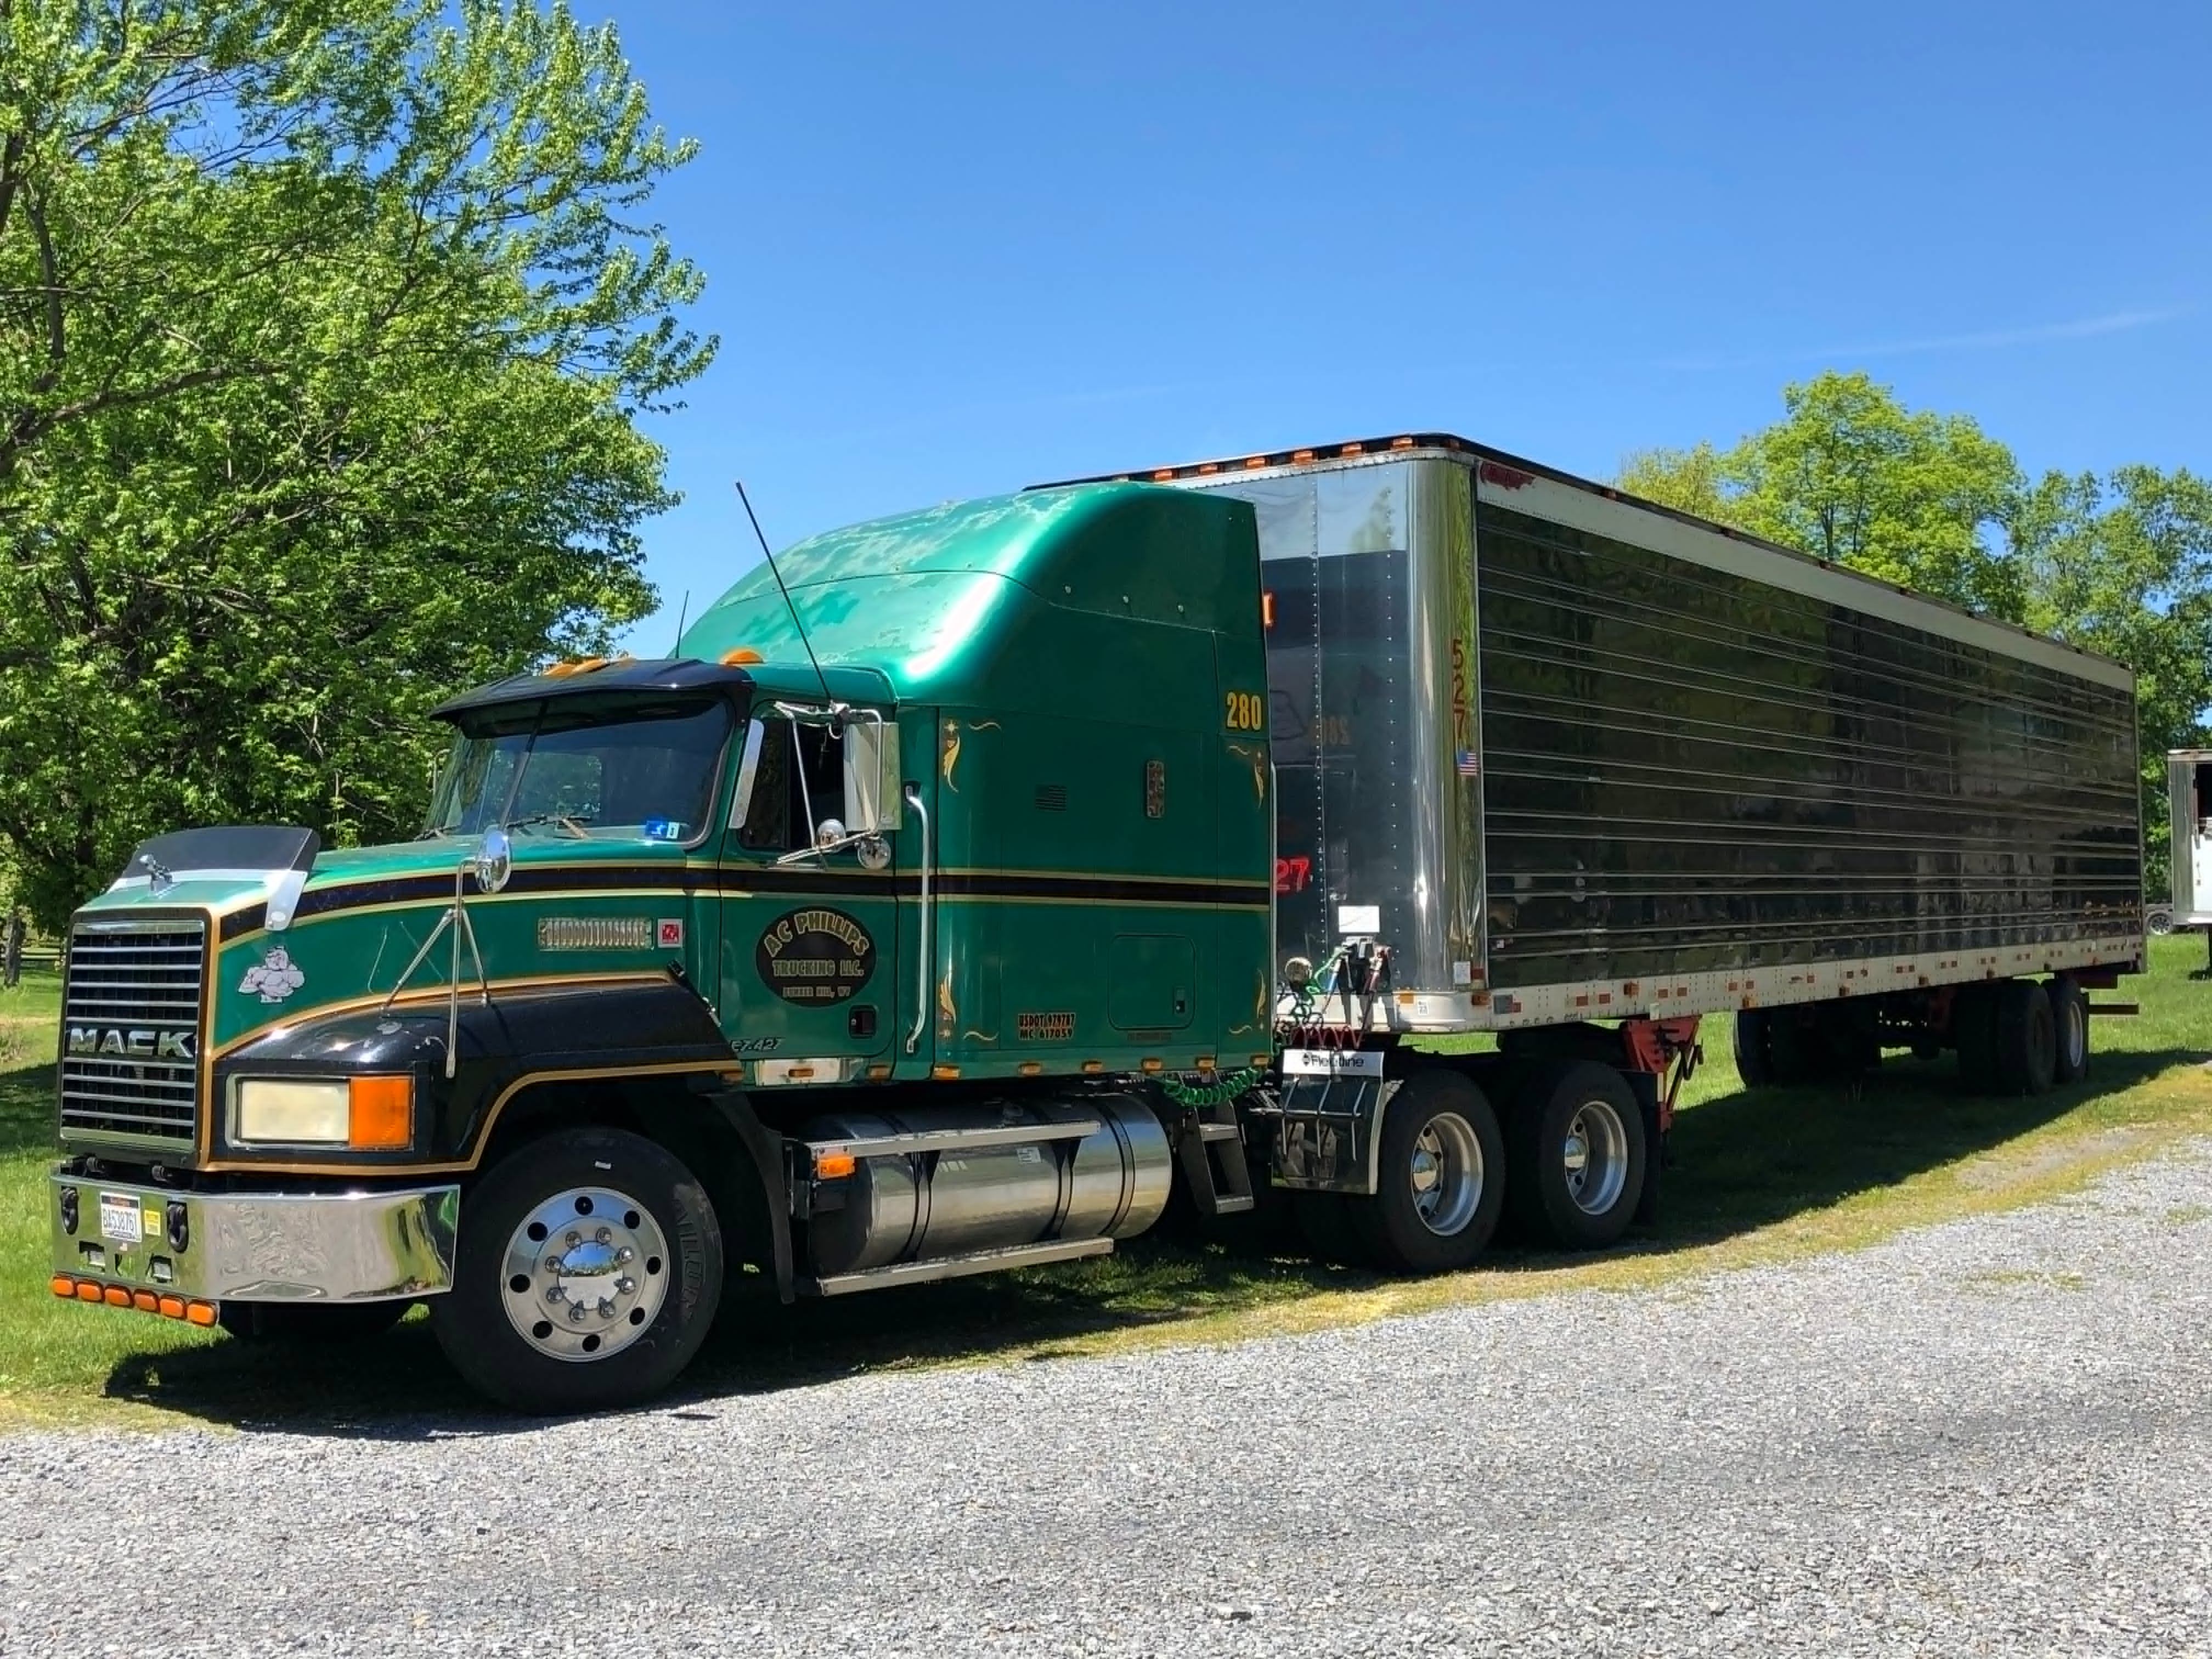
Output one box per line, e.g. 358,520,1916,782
716,708,902,1077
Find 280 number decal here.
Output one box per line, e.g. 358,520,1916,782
1223,690,1266,731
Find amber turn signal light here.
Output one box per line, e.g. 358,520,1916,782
347,1075,413,1150
813,1149,857,1180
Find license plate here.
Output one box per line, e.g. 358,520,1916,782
98,1192,144,1246
1280,1047,1385,1079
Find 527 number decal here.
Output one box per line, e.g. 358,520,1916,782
1223,690,1266,731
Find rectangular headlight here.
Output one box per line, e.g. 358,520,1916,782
234,1079,349,1144
232,1076,413,1149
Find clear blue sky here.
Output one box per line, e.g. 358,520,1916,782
606,0,2210,650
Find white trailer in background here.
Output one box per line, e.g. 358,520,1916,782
2172,749,2212,965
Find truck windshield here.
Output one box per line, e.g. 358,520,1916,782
424,695,733,843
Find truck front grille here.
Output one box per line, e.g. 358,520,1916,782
58,918,207,1152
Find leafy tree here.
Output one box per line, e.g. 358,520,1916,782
2015,466,2212,887
1622,371,2021,616
0,0,710,928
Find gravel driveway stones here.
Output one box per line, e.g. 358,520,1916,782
7,1144,2212,1656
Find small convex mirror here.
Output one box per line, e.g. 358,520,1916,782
473,825,514,893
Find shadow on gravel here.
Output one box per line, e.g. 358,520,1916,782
88,1046,2207,1437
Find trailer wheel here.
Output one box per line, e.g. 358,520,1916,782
217,1299,412,1344
1993,979,2058,1096
430,1126,721,1413
1508,1062,1648,1250
1953,984,2000,1092
1348,1069,1505,1273
1733,1011,1775,1088
2048,976,2090,1085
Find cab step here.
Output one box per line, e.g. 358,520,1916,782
1175,1100,1256,1217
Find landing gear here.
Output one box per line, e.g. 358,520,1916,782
431,1127,721,1413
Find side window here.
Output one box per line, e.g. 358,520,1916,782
736,718,845,851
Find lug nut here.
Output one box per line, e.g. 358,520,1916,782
597,1299,616,1319
595,1227,611,1244
545,1285,565,1304
617,1277,635,1295
565,1231,580,1247
568,1304,587,1323
617,1246,634,1263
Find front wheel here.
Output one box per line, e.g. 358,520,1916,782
1348,1069,1505,1273
431,1126,722,1413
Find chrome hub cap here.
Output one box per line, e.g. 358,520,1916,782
500,1186,669,1363
1562,1100,1628,1216
1409,1111,1483,1237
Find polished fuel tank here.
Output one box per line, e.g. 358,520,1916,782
800,1093,1172,1278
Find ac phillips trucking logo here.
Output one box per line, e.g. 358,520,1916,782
67,1026,195,1060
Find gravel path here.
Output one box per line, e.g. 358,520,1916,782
7,1146,2212,1658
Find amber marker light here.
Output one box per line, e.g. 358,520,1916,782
157,1296,187,1319
347,1075,413,1150
75,1282,102,1302
185,1303,217,1327
720,648,764,665
49,1276,74,1299
103,1285,131,1307
814,1150,857,1180
132,1291,159,1313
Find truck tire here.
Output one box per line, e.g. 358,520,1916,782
1508,1062,1648,1250
430,1126,722,1413
1953,984,2000,1092
217,1300,412,1344
1347,1069,1505,1273
1291,1192,1374,1268
1733,1010,1775,1087
2048,975,2090,1085
1993,979,2058,1097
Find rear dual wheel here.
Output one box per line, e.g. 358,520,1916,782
1956,979,2066,1096
1299,1069,1505,1274
1506,1061,1648,1251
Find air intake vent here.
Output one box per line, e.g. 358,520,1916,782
59,917,206,1152
1034,783,1068,812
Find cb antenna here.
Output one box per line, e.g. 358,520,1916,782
667,589,690,656
735,479,832,705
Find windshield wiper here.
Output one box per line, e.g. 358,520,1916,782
506,811,596,839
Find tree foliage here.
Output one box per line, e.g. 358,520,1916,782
0,0,711,928
1620,371,2212,894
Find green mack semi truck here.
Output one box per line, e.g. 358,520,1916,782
46,434,2145,1412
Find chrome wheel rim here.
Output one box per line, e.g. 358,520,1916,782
1408,1111,1483,1236
2063,998,2086,1071
1561,1099,1629,1216
499,1186,669,1363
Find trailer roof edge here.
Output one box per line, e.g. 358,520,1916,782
1035,433,2135,692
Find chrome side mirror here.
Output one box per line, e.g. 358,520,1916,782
473,826,513,893
842,718,902,833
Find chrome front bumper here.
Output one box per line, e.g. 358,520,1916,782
50,1173,459,1304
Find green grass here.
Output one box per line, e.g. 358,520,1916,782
3,941,2209,1429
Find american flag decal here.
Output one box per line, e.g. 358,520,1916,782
1455,750,1481,777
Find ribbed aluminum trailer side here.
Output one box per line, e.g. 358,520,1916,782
1078,436,2144,1037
